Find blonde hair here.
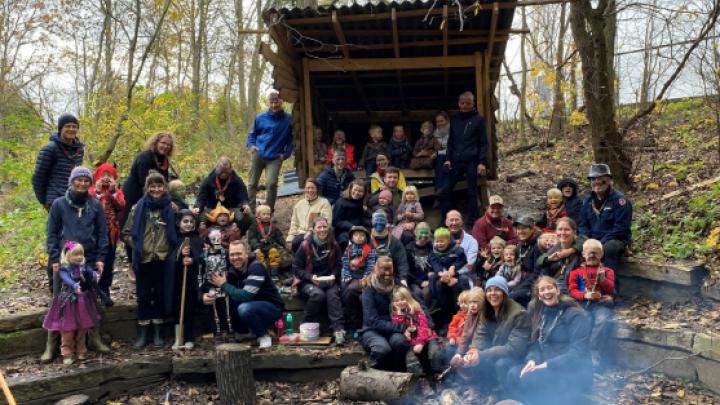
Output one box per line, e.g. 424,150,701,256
255,204,272,216
466,287,485,303
503,244,517,257
369,125,382,134
401,186,418,204
61,241,85,266
582,239,604,256
489,236,507,249
547,188,563,199
391,287,422,314
457,290,471,304
144,131,175,157
420,121,434,132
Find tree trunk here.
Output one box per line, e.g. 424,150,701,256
570,0,631,190
549,2,567,138
215,343,255,405
519,7,528,139
339,365,417,401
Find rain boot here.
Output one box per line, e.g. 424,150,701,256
88,327,110,354
405,350,423,375
152,321,164,347
40,331,59,363
134,324,149,350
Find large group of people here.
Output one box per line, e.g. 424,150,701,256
32,89,632,403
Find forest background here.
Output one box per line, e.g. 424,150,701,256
0,0,719,287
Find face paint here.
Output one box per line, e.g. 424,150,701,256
179,216,195,233
373,218,387,232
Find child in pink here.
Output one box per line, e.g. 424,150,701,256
391,287,440,375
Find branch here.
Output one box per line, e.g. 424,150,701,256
129,0,173,93
619,0,720,134
502,58,543,134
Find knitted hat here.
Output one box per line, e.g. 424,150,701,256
68,166,92,186
57,113,80,133
379,189,393,201
486,275,509,296
206,204,235,223
93,163,117,181
434,227,451,239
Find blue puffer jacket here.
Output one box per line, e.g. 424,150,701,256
32,133,84,206
246,110,293,161
578,189,632,244
317,166,355,205
46,192,109,265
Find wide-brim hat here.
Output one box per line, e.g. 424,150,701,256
588,163,612,179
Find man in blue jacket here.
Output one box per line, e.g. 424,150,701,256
439,91,488,227
578,163,632,273
246,89,293,212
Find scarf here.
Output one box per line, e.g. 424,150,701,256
434,127,450,151
130,193,177,266
65,189,89,218
311,235,330,262
484,213,509,232
214,174,232,202
591,188,612,217
348,243,371,269
258,221,272,241
369,273,394,295
433,241,457,257
371,233,391,255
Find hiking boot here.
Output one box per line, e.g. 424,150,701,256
88,328,110,354
40,331,60,363
152,322,164,347
134,324,150,350
334,330,346,345
63,357,74,365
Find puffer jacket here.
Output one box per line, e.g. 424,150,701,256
32,133,84,206
46,192,108,265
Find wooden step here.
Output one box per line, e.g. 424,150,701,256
616,257,707,303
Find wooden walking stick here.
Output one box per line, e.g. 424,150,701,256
0,369,17,405
174,238,190,350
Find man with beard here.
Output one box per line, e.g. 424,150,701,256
194,157,252,236
368,167,403,208
471,195,518,251
369,211,409,287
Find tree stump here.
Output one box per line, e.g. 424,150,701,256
215,343,255,405
339,365,417,401
54,394,90,405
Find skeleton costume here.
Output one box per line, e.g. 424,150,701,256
200,229,234,341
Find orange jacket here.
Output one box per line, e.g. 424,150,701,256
447,310,467,342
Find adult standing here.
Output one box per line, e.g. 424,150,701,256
286,178,333,252
578,164,632,273
43,166,110,363
32,113,85,210
246,89,293,212
208,241,284,349
445,210,478,285
433,111,451,194
536,218,585,294
507,276,592,405
317,151,355,205
361,256,410,370
471,195,518,251
193,157,252,235
509,216,543,307
326,129,357,170
439,91,489,226
293,217,346,344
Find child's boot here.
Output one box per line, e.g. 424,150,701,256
172,324,183,350
60,331,75,365
76,329,88,360
88,327,110,354
405,350,423,375
134,322,150,349
152,320,164,347
40,331,60,363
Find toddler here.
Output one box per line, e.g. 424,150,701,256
496,245,522,288
537,188,568,232
409,121,441,169
341,226,377,333
479,236,505,285
359,125,389,175
247,204,292,276
393,186,424,240
205,204,241,248
388,125,411,169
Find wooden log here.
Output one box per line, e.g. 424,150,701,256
215,343,255,405
339,365,417,401
54,394,90,405
505,169,538,183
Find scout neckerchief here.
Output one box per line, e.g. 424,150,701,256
347,243,371,269
257,221,272,241
546,203,566,224
484,213,509,233
215,175,232,202
591,188,612,217
371,234,391,255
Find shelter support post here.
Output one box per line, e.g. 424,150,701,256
302,58,315,180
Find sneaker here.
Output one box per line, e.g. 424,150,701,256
258,335,272,349
184,341,194,350
63,357,74,365
334,330,346,345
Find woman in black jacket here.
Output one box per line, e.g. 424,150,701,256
535,218,585,294
332,180,367,247
506,276,593,405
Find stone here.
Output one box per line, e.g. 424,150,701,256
693,356,720,395
0,328,46,360
693,333,720,362
0,310,44,333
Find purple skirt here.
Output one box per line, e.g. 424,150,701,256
43,292,101,332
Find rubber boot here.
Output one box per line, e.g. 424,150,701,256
172,324,183,350
152,322,164,347
405,350,423,375
134,324,149,350
88,328,110,354
40,331,59,363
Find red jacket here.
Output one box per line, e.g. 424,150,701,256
327,144,357,170
89,163,126,246
471,213,518,250
568,263,615,301
391,308,437,346
447,310,467,342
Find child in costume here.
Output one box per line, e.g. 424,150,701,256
391,287,440,375
478,236,506,286
341,226,377,334
165,209,204,350
393,186,424,240
168,179,189,211
428,227,467,328
388,125,412,169
496,245,522,289
205,204,241,248
43,241,101,364
405,222,433,304
200,228,234,343
247,204,292,278
409,121,441,169
359,124,389,175
536,188,569,232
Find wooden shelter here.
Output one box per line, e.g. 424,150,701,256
262,0,516,198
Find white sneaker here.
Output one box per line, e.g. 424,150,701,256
184,341,194,350
258,335,272,349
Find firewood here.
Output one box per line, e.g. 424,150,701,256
339,365,417,401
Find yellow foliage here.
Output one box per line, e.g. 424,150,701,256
569,110,588,126
706,227,720,249
646,183,659,190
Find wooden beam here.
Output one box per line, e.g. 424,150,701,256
308,55,475,72
391,8,407,112
297,28,526,37
474,52,485,115
291,35,510,53
260,42,295,75
331,110,457,123
331,10,371,114
487,3,500,55
442,5,449,98
302,58,314,178
278,87,299,103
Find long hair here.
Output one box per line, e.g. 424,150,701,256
401,185,418,205
310,216,335,246
341,179,366,200
362,255,393,287
529,275,580,341
61,241,85,266
391,286,422,315
144,131,176,157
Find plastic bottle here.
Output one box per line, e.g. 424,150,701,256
275,318,285,338
285,313,294,335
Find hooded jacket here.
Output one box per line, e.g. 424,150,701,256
32,133,85,206
317,165,355,205
246,109,293,161
557,177,583,224
89,163,126,246
46,192,109,265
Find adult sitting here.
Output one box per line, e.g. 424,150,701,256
207,241,284,349
557,177,583,225
193,157,252,235
43,166,110,362
121,131,176,230
332,179,368,246
368,166,405,209
509,216,543,307
536,217,585,294
317,151,355,205
369,210,409,286
446,210,478,287
578,163,632,273
506,276,592,405
439,91,489,226
326,129,357,170
293,216,346,344
286,178,333,252
32,113,84,211
246,89,293,212
360,256,410,370
458,276,530,398
471,195,518,251
370,154,406,194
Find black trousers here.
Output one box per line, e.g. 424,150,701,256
136,260,165,321
342,280,364,331
300,283,345,331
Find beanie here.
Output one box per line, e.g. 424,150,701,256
57,113,80,133
486,275,510,296
68,166,92,186
93,163,117,181
379,189,392,201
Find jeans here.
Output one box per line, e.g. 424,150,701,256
300,283,345,331
99,244,116,296
587,303,615,359
438,160,480,225
136,260,165,321
434,152,446,194
361,330,410,371
429,273,462,330
248,153,283,212
236,301,282,338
